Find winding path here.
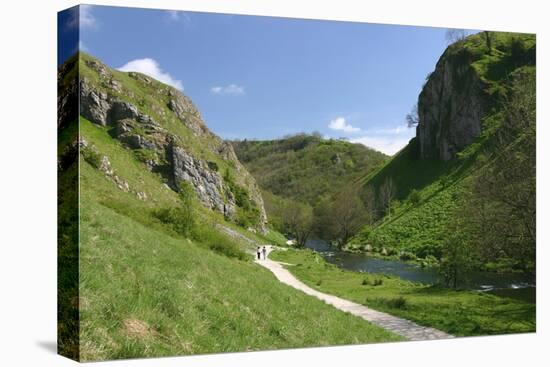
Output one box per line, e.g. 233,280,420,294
255,246,453,341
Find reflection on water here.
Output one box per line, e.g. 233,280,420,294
305,239,535,303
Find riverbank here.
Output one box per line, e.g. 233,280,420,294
270,248,536,337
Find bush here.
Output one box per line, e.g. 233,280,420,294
362,277,383,286
387,296,407,309
134,149,158,164
193,224,247,261
207,161,219,172
154,207,194,237
408,189,421,205
154,181,196,237
399,251,417,261
81,145,102,169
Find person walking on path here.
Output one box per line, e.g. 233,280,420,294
262,246,267,260
256,247,261,260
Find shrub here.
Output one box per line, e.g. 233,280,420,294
373,278,383,286
399,251,417,261
134,149,158,164
193,224,247,261
387,296,407,309
207,161,219,172
408,189,421,205
81,145,102,169
154,181,197,237
361,278,369,285
154,207,194,237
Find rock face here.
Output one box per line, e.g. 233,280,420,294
171,146,235,218
77,54,267,232
416,49,485,161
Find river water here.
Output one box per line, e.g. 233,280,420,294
305,239,535,303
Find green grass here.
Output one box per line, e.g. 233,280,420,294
77,110,402,360
79,198,403,361
270,248,535,337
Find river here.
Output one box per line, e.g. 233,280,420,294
305,239,535,303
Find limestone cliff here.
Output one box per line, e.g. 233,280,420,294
416,32,535,161
416,48,484,161
74,53,267,232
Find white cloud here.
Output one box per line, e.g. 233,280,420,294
210,84,245,95
351,136,411,156
328,117,361,133
118,58,184,91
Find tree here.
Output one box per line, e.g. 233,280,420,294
445,28,466,44
462,69,536,275
439,229,476,289
331,187,370,247
379,177,396,218
281,201,314,248
405,104,419,128
315,186,369,248
361,185,378,221
483,31,493,54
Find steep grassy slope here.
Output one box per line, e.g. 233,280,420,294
349,32,536,264
78,156,402,361
232,134,387,207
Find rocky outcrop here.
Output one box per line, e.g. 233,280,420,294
77,54,268,232
171,145,236,218
416,49,485,161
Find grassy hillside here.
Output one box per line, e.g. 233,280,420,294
78,151,402,360
232,134,387,207
349,32,536,268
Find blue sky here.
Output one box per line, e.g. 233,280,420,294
60,5,475,155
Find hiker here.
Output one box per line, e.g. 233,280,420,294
256,247,261,260
262,246,267,260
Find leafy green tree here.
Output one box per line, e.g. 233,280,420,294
379,177,396,218
463,69,536,275
439,228,476,289
315,186,369,248
280,201,314,248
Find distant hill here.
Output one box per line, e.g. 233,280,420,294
232,134,387,207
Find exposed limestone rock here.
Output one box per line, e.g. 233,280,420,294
167,97,205,136
99,156,113,176
85,59,111,79
416,50,485,161
171,146,235,218
80,83,110,126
